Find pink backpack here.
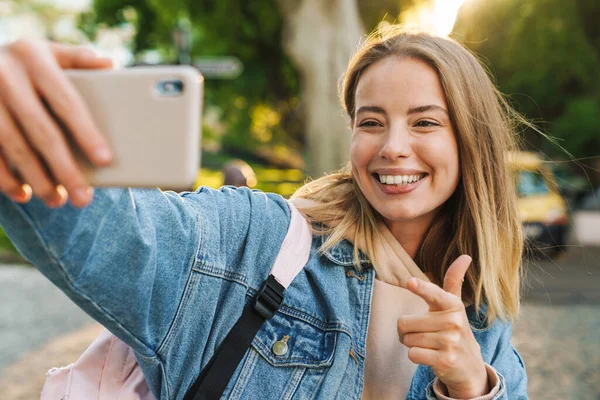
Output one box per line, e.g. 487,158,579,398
40,202,313,399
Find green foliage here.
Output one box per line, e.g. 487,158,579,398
87,0,303,166
0,228,17,255
552,97,600,158
194,166,305,198
454,0,600,159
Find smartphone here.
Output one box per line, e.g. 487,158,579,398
63,66,203,190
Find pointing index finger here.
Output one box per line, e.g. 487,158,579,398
406,278,456,311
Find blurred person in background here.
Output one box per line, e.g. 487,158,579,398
222,159,257,188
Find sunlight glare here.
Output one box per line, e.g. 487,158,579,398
399,0,466,37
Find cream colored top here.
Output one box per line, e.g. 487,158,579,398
363,278,429,399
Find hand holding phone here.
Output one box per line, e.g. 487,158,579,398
0,39,114,208
0,39,202,209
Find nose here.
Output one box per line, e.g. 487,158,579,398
378,124,412,160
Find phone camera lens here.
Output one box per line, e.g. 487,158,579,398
156,79,184,97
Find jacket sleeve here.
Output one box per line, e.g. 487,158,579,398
0,188,201,357
485,322,529,399
0,186,290,360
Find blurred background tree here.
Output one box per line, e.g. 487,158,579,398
83,0,306,171
453,0,600,182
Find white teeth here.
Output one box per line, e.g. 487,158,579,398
378,174,425,185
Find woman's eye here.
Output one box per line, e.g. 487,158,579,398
414,120,439,128
358,120,381,128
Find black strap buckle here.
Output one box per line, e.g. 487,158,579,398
253,274,285,319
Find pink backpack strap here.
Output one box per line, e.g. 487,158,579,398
40,200,312,400
270,201,313,288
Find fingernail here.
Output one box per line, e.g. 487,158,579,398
73,187,94,206
46,189,67,208
94,148,113,164
12,187,29,203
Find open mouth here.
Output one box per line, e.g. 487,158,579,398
372,173,427,186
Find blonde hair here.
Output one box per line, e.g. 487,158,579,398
292,26,524,323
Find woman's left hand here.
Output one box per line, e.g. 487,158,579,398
398,255,489,398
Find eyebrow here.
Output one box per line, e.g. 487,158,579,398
407,105,448,115
355,104,448,116
355,105,386,116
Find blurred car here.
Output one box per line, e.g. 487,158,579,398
551,164,589,207
578,186,600,211
508,151,569,255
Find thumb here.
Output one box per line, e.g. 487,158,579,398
50,43,114,69
442,255,472,298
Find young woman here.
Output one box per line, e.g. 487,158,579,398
0,27,527,399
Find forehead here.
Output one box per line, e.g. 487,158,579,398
355,56,447,110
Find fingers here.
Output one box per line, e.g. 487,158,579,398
443,255,472,297
0,153,29,202
49,42,114,70
0,55,92,208
401,332,441,350
0,102,66,206
407,347,439,368
398,311,465,335
406,278,458,311
399,313,445,335
401,329,464,350
15,39,113,168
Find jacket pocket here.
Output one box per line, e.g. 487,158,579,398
225,310,337,399
252,310,337,368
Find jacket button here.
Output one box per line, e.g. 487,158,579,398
272,335,290,356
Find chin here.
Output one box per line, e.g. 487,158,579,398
380,206,425,222
376,200,438,224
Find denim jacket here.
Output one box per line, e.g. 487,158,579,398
0,186,527,399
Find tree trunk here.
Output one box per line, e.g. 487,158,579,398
277,0,365,178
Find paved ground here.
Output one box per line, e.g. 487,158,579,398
0,246,598,399
0,266,93,372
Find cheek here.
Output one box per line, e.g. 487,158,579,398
422,134,459,179
350,134,372,171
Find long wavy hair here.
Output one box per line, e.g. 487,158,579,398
291,26,525,323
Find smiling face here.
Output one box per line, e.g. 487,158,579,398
350,56,460,236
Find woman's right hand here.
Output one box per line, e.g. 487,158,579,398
0,39,114,208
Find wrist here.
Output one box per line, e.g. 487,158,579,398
447,364,489,398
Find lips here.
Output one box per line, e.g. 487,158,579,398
372,172,427,195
